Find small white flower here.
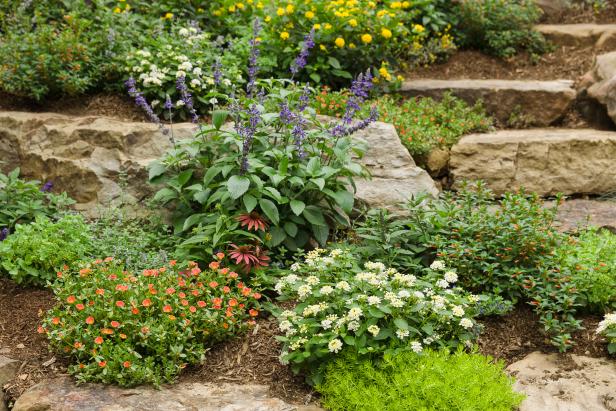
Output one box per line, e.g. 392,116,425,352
209,97,218,105
190,79,201,87
396,329,409,339
321,319,333,330
329,249,343,257
367,325,380,336
452,305,465,317
223,78,232,86
176,100,185,107
178,61,193,72
398,290,411,299
176,70,187,78
151,99,160,108
430,260,446,271
206,77,215,85
306,276,320,286
347,307,363,321
297,285,312,299
336,281,351,291
411,341,423,353
365,261,386,272
178,28,189,36
347,320,360,331
597,312,616,334
176,54,188,62
468,294,480,303
390,298,404,308
192,67,203,76
328,338,343,353
460,318,474,329
413,291,425,299
444,271,458,283
436,279,449,289
367,296,381,306
290,263,301,272
320,285,334,295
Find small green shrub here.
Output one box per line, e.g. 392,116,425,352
557,228,616,313
316,349,525,411
43,258,262,386
272,248,481,379
0,214,92,286
597,313,616,354
452,0,550,58
314,90,493,157
0,168,74,232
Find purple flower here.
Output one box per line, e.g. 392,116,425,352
298,85,311,112
292,119,307,159
125,77,170,136
247,19,262,97
290,29,315,77
176,75,198,123
0,227,8,242
213,58,222,85
164,95,173,110
41,181,53,192
345,105,379,136
237,104,261,174
279,103,294,124
330,70,374,136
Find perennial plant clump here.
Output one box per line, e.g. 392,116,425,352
272,248,481,380
597,313,616,354
43,257,262,386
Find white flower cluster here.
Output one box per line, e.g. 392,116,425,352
597,312,616,334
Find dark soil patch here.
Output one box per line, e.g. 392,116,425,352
478,304,609,366
406,46,595,82
544,1,616,24
0,93,145,122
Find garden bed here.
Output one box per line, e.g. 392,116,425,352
544,1,616,24
1,276,609,406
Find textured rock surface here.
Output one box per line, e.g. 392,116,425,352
450,128,616,196
0,111,196,209
352,121,439,208
507,352,616,411
536,24,616,49
12,377,322,411
553,199,616,232
579,52,616,126
400,79,576,126
0,356,19,411
534,0,569,19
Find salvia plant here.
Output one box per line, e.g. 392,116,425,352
131,22,377,267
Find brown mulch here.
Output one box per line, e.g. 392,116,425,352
406,46,595,82
0,93,145,122
478,304,609,366
544,1,616,24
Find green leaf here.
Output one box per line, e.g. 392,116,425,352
328,56,341,69
212,110,229,130
269,226,286,247
290,200,306,216
243,194,257,212
194,189,211,204
259,198,279,225
312,224,329,246
309,73,321,83
303,206,327,226
332,190,354,214
393,318,409,330
227,175,250,200
343,335,355,346
148,161,166,181
311,178,325,191
182,213,205,232
177,170,193,187
203,166,221,186
153,188,177,204
283,221,298,237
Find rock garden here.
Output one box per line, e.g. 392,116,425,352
1,0,616,410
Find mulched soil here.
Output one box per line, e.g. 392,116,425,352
544,1,616,24
0,93,145,122
1,274,612,408
406,46,596,82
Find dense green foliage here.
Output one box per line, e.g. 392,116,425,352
43,258,261,386
314,90,493,157
0,168,74,232
451,0,550,59
557,228,616,313
316,349,525,411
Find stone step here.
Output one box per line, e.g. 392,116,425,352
536,24,616,49
449,128,616,196
400,79,576,127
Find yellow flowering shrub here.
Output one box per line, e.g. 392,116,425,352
206,0,455,86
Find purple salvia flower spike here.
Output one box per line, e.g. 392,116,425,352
290,28,315,77
247,19,261,97
125,77,170,137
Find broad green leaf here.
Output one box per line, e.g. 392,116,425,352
393,318,409,330
332,190,354,214
269,226,286,247
227,175,250,199
312,224,329,246
290,200,306,216
259,198,279,225
283,221,298,237
177,170,193,187
148,161,166,181
153,188,177,204
243,194,257,212
212,110,229,130
303,206,327,226
182,213,205,232
311,178,325,191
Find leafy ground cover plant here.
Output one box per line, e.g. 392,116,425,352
313,89,493,158
0,168,74,234
451,0,550,59
271,248,481,381
0,215,92,286
556,228,616,313
597,313,616,354
147,25,375,268
316,349,525,411
42,257,262,386
406,181,580,351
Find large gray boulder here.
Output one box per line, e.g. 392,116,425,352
579,52,616,127
12,377,322,411
450,128,616,196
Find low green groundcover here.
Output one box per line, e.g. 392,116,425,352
316,349,524,411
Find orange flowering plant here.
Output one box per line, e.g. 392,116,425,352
42,256,262,386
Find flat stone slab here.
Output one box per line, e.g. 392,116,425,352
536,24,616,49
0,356,19,411
507,352,616,411
12,377,322,411
450,128,616,196
553,199,616,232
400,79,576,126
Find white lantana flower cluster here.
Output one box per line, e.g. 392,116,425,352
597,312,616,354
274,250,480,367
